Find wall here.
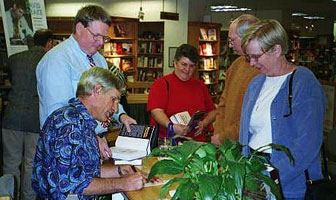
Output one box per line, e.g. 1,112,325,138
44,0,188,75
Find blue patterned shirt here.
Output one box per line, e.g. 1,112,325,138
32,98,100,200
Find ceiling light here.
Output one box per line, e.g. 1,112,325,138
211,5,251,12
303,16,325,20
291,12,307,17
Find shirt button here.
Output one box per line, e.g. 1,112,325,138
272,117,277,120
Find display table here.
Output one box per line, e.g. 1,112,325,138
122,157,180,200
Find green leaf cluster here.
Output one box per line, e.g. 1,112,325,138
148,139,293,200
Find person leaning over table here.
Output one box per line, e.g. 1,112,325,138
147,44,216,142
32,67,147,200
36,5,136,160
239,19,326,199
211,14,260,145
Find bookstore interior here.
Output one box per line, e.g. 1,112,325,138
1,0,336,199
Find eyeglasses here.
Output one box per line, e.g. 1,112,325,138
245,51,267,62
228,36,240,45
177,60,196,69
86,28,110,42
111,96,120,104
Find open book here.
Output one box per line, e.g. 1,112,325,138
110,124,158,161
169,111,206,131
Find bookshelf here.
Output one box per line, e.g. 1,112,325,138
137,22,164,82
188,21,221,103
104,17,139,82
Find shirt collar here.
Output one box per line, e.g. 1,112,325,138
68,97,98,129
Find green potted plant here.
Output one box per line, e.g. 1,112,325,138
148,139,293,200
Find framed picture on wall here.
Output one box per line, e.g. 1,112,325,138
169,47,177,67
320,80,336,132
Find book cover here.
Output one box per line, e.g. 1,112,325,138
119,124,159,149
208,29,217,40
200,28,208,40
170,111,206,131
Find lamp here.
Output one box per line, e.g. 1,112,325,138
138,0,144,20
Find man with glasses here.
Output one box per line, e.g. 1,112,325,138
36,5,136,160
211,14,260,145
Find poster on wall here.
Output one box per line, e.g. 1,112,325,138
0,0,47,56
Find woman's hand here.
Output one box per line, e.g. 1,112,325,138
173,124,189,136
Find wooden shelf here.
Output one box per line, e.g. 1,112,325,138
137,67,163,70
104,54,133,58
188,21,221,103
198,68,218,72
137,22,164,82
138,53,163,56
199,39,218,42
139,39,164,42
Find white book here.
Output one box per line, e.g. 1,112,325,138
169,111,191,125
169,111,206,131
110,136,150,161
114,159,142,166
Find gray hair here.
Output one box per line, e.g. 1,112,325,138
76,67,123,97
242,19,289,55
73,5,111,33
231,14,260,38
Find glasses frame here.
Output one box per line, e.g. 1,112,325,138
176,60,196,69
245,51,267,63
86,27,110,43
228,36,240,45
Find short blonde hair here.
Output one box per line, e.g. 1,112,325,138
241,19,289,55
76,67,122,97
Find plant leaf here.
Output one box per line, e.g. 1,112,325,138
198,174,222,200
172,178,197,200
255,173,283,200
256,143,294,165
148,160,183,179
159,177,184,199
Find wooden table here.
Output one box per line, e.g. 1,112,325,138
122,157,180,200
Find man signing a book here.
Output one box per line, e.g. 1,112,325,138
147,44,216,142
32,67,148,200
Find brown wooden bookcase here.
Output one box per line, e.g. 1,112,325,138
104,17,139,82
137,21,164,82
188,21,221,103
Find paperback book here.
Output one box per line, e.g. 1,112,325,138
170,110,206,131
110,124,158,161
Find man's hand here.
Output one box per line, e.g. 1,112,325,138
120,114,137,132
96,136,112,160
121,172,147,191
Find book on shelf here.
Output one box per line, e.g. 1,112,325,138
208,29,217,40
114,23,126,37
170,110,206,131
110,124,158,161
200,28,208,40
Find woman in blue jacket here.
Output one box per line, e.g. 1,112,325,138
240,19,326,199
